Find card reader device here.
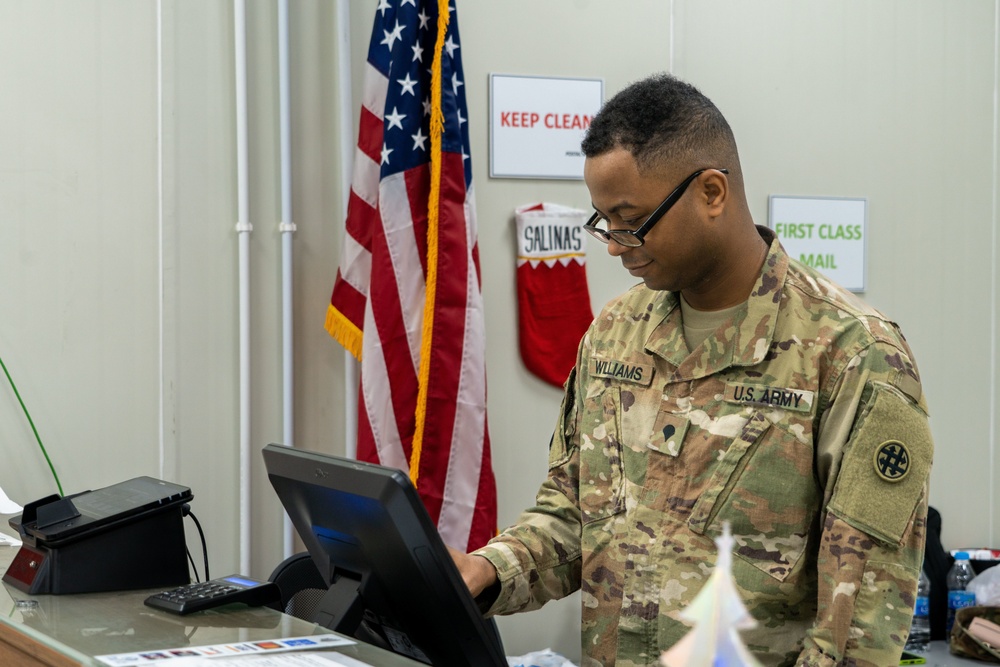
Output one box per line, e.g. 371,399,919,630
3,476,192,595
144,575,281,615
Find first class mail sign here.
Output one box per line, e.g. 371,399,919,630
489,74,603,180
768,195,868,292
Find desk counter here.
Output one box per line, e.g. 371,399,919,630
918,640,991,667
3,530,986,667
0,535,423,667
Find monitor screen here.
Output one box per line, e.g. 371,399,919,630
262,443,507,667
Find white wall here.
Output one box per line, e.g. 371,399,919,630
671,0,999,552
0,0,349,591
0,0,997,662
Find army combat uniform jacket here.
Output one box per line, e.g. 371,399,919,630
475,228,933,667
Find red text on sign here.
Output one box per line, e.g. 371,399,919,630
500,112,592,130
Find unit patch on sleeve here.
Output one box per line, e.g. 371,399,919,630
873,440,910,482
590,357,654,386
724,382,814,413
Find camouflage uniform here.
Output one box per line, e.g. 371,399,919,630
475,228,933,667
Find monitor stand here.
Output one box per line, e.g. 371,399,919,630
314,568,366,635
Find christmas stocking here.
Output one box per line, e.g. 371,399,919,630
515,203,594,387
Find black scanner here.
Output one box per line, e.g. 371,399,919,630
3,476,192,595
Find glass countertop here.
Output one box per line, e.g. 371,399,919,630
0,532,422,666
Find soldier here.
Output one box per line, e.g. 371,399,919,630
451,72,933,667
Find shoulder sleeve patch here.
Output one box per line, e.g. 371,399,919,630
828,382,934,546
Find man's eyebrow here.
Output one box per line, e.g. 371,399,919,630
591,201,640,218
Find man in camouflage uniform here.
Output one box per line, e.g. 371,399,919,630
452,73,933,666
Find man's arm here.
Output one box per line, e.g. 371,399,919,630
798,345,934,666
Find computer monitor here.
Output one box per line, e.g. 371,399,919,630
262,443,507,667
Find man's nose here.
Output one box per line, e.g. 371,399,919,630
606,238,631,257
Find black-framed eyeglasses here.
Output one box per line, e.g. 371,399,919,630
584,168,729,247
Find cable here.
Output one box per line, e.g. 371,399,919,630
0,352,63,496
186,547,200,583
185,507,210,581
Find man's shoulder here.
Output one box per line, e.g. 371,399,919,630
781,257,908,351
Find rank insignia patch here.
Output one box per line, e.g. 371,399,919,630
874,440,910,482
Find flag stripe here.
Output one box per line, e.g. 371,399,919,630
360,296,409,473
338,215,378,296
328,271,366,333
439,183,489,548
361,60,388,120
356,109,384,170
380,171,428,375
351,147,381,211
366,192,420,460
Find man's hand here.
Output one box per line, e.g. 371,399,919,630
446,545,499,598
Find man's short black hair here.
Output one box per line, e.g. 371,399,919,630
581,73,737,173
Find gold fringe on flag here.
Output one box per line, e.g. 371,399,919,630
325,304,363,361
409,0,451,486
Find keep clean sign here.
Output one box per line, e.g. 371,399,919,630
489,74,603,180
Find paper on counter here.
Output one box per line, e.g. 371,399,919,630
0,483,21,515
154,653,374,666
0,533,22,547
95,634,356,666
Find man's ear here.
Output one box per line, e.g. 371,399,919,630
701,169,728,217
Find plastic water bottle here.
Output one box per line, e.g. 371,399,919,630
905,568,931,652
946,551,977,634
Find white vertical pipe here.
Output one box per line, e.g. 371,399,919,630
335,0,358,459
157,0,165,479
234,0,253,576
277,0,296,559
989,0,999,546
668,0,675,74
157,0,179,493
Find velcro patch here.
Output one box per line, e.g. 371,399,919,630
647,412,689,457
591,357,654,386
724,382,814,413
829,382,933,545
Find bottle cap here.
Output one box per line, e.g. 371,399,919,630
956,551,970,559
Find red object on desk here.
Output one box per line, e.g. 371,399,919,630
2,544,47,591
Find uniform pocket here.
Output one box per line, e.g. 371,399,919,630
843,560,915,660
688,411,771,534
689,411,818,582
578,386,625,524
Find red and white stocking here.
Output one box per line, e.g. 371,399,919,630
515,203,593,388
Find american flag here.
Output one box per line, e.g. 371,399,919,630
325,0,496,551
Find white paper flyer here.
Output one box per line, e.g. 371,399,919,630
0,483,22,514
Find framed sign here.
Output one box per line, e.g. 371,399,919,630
768,195,868,292
489,74,603,180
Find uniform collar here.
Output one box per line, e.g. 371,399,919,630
644,226,788,380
